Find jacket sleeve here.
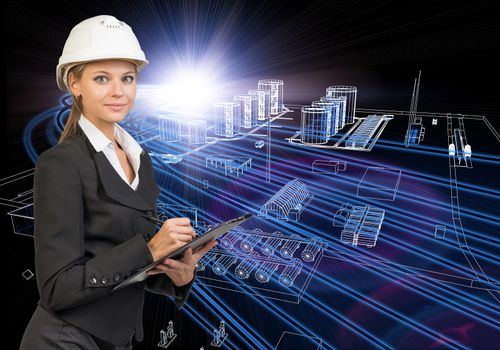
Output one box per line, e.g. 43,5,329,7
145,272,195,309
34,147,154,312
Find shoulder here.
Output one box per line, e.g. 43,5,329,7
36,139,87,171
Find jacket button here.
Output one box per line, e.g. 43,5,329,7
113,273,121,282
89,276,97,285
101,275,109,285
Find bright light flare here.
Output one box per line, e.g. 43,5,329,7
167,69,218,116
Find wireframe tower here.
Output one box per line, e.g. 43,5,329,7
258,79,284,115
158,115,181,142
326,86,357,124
214,102,241,137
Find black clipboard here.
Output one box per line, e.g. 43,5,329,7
113,213,252,291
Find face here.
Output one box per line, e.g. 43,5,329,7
68,60,137,126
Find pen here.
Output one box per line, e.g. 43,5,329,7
141,215,164,226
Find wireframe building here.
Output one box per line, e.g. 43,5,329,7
345,115,385,149
235,259,257,280
259,179,314,221
322,96,347,130
255,261,279,283
326,86,357,125
279,258,303,286
311,100,337,136
301,106,330,144
258,79,284,115
188,120,207,144
214,102,241,137
340,205,385,248
158,115,181,142
212,255,237,275
234,94,258,128
248,89,271,123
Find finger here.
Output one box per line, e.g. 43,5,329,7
153,264,171,272
163,258,184,269
173,234,195,243
178,248,195,263
171,226,196,235
146,268,163,275
166,217,191,226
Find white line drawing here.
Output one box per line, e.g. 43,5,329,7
210,321,228,347
300,106,330,144
157,320,177,348
196,228,325,303
258,79,284,115
446,114,498,302
279,234,302,259
255,261,280,283
234,94,258,128
404,71,426,147
301,238,322,262
158,115,181,142
326,85,357,125
235,259,259,280
434,225,447,239
212,255,238,276
321,95,346,129
187,120,207,144
356,166,402,201
205,155,253,178
338,204,385,248
287,113,393,151
240,229,262,253
311,100,336,136
279,258,303,287
9,204,34,237
311,159,347,175
274,331,323,350
345,115,391,150
333,203,353,227
261,231,283,257
214,102,241,138
0,169,36,237
196,254,215,272
248,89,271,123
22,269,34,280
259,179,314,222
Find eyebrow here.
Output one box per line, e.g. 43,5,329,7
91,71,136,75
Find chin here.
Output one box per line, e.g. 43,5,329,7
107,112,128,123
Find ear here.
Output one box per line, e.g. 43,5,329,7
67,72,81,97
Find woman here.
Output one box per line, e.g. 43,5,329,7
20,15,216,349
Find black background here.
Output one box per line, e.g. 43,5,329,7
7,0,500,348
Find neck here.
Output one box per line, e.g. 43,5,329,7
84,115,116,143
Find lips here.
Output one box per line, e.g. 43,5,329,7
105,103,127,111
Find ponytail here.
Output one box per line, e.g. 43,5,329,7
58,64,86,143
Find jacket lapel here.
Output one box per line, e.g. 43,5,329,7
75,124,159,211
94,152,157,211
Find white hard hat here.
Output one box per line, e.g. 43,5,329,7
56,15,149,91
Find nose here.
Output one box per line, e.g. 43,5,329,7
110,79,125,97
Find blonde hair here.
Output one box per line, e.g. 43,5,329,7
58,64,86,143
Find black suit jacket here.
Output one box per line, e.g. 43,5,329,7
33,125,192,345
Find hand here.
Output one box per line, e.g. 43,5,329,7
146,240,218,287
147,218,196,261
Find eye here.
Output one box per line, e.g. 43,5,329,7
94,75,109,83
122,75,135,83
